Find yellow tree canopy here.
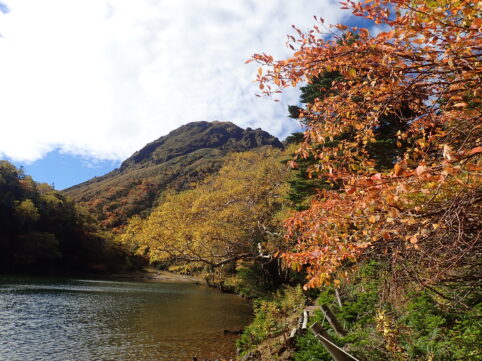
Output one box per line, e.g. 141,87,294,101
121,148,290,269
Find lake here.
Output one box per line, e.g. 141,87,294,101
0,276,251,361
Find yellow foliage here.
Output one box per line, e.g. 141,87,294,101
15,199,40,224
121,148,290,268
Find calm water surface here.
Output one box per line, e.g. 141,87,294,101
0,276,251,361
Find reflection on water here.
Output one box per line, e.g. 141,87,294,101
0,276,251,361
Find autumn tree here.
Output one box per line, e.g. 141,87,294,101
249,0,481,296
121,148,290,278
14,199,40,226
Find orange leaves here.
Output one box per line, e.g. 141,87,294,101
471,17,482,28
394,160,407,177
409,235,418,244
466,146,482,157
371,173,382,181
249,0,481,288
415,165,429,177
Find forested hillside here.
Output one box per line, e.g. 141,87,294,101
64,121,283,230
0,161,126,274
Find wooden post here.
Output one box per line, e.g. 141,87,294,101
301,310,309,330
289,327,297,338
320,304,347,336
335,288,343,308
310,323,359,361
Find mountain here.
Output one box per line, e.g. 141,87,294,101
64,121,283,230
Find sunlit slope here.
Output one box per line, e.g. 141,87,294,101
64,121,283,229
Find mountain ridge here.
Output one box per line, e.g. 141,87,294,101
64,121,283,229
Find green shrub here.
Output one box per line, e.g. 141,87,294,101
237,286,305,354
398,294,482,360
291,260,481,361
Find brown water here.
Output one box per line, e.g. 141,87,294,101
0,276,251,361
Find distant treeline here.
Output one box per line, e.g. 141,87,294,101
0,161,129,274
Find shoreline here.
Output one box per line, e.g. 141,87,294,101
0,268,205,285
106,269,204,284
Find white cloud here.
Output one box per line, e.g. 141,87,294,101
0,0,349,162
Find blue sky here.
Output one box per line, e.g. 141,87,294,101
0,2,8,14
11,150,120,190
0,1,371,189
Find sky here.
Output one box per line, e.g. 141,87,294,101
0,0,357,189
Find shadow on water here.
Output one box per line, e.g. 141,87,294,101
0,276,252,361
